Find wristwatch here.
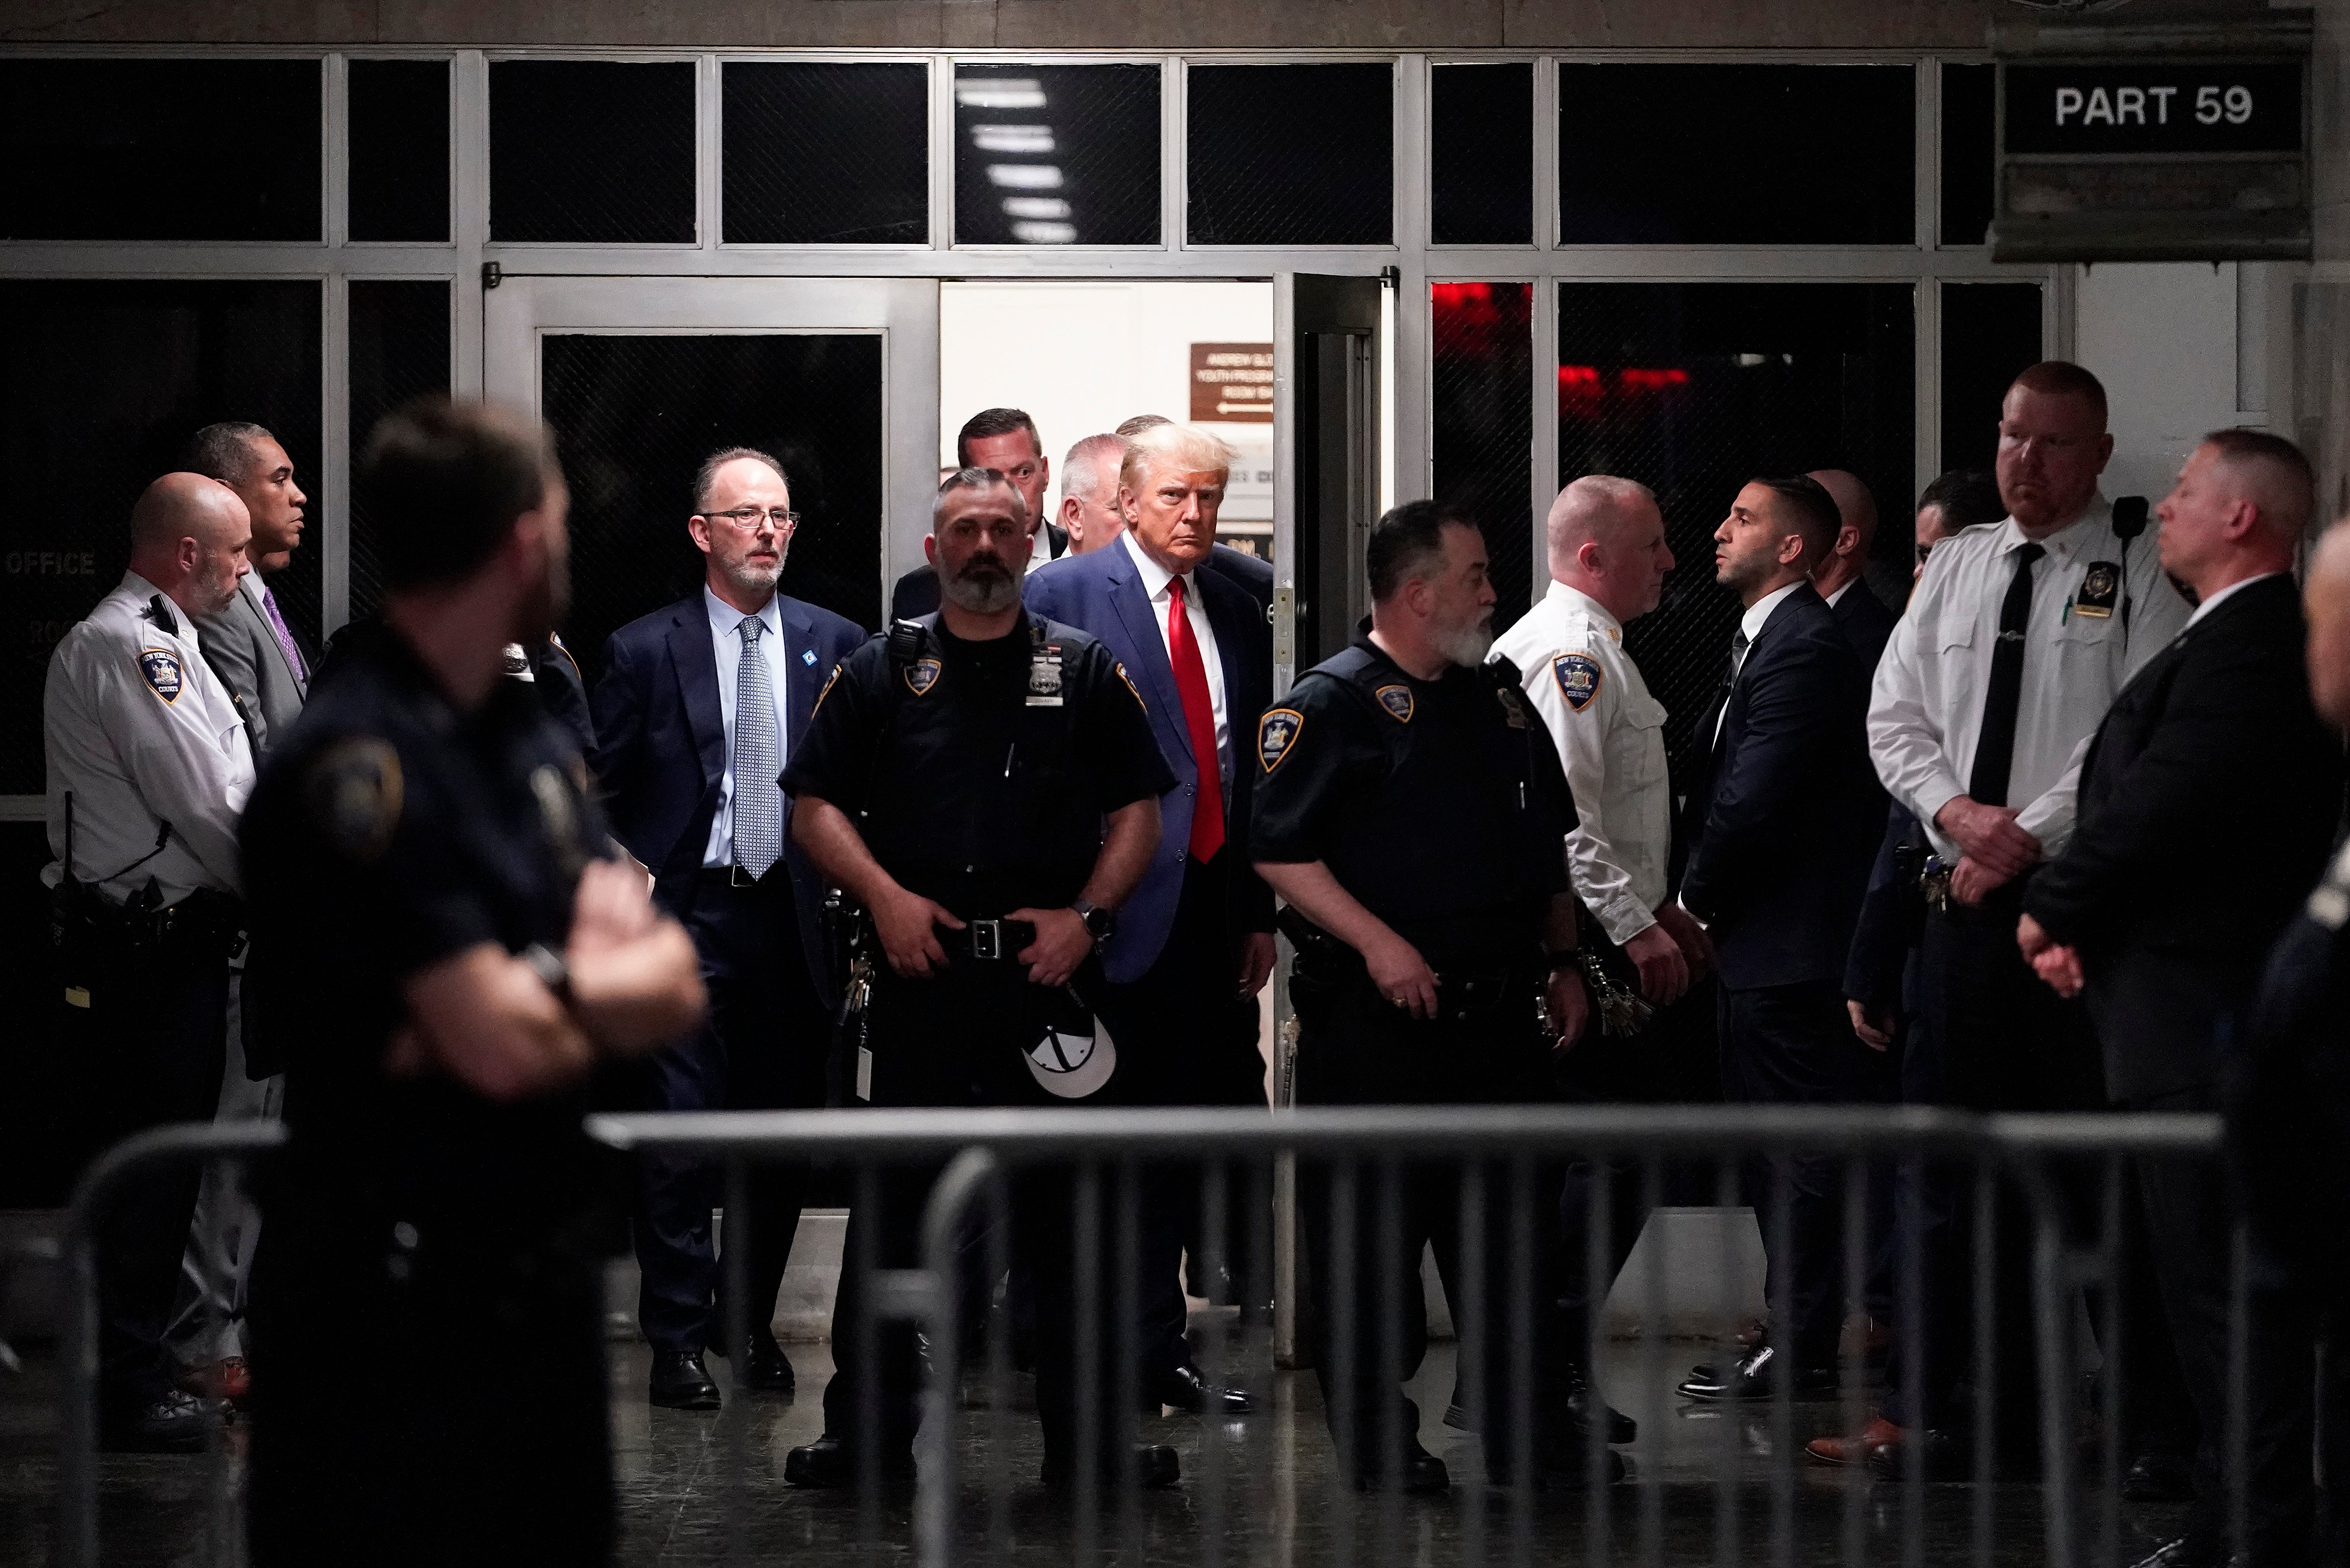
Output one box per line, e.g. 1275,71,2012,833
520,941,576,1005
1072,899,1118,946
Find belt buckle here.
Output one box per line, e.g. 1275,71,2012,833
730,863,757,888
970,918,1002,961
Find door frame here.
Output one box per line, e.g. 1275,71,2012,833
481,274,941,604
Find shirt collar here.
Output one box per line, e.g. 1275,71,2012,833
2185,570,2286,629
704,585,782,641
1740,580,1804,643
1547,578,1622,637
1122,530,1192,601
1998,493,2112,562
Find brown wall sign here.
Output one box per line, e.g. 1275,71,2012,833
1190,343,1273,423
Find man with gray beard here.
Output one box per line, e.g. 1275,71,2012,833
589,447,865,1410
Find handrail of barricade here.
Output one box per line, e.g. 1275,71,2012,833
52,1106,2227,1568
55,1119,286,1568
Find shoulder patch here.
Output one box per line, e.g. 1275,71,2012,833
1115,661,1146,708
904,657,942,697
1496,686,1529,728
1374,684,1415,723
812,664,842,713
1259,708,1305,773
1553,653,1603,712
304,736,404,864
137,648,184,704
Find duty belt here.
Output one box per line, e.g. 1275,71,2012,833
938,918,1036,962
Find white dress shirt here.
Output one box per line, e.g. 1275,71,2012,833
700,587,794,869
1491,580,1671,946
1122,531,1231,783
1868,496,2191,860
43,571,255,905
2183,570,2285,630
1714,580,1805,747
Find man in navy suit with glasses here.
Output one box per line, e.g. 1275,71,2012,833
589,447,865,1411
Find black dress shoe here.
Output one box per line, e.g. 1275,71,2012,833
1042,1443,1181,1490
1352,1445,1451,1495
784,1433,917,1489
2121,1451,2196,1503
100,1389,217,1453
1444,1374,1636,1445
1144,1362,1253,1415
1675,1344,1836,1402
723,1333,794,1394
649,1350,721,1410
2127,1535,2231,1568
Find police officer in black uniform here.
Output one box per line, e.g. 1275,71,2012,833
781,466,1179,1491
1252,501,1592,1493
240,398,706,1564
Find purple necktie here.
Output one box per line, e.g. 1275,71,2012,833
258,584,307,683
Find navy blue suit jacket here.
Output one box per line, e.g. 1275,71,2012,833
1679,584,1880,991
589,591,865,1003
1025,543,1276,983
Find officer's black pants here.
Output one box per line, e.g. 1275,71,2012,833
248,1188,613,1566
634,870,828,1355
1095,849,1270,1382
819,956,1133,1474
1884,891,2102,1438
1291,957,1571,1483
1719,977,1888,1369
62,932,230,1412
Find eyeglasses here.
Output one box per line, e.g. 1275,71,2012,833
700,506,801,530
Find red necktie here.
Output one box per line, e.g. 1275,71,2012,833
1166,575,1225,862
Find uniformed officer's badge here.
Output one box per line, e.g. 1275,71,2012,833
1554,653,1602,711
904,658,942,697
1115,661,1146,708
1027,644,1065,707
2074,561,2121,619
813,664,842,712
137,648,184,704
1259,708,1304,773
305,737,404,864
1496,686,1529,729
501,642,534,680
1374,684,1414,723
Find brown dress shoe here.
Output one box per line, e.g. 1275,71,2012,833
1805,1415,1907,1466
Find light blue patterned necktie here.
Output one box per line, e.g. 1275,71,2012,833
732,616,782,880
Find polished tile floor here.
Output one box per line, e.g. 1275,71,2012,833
3,1316,2190,1566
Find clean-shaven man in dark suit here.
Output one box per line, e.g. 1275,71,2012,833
1060,427,1276,610
1025,420,1271,1416
1674,474,1882,1402
590,447,865,1411
2020,430,2342,1568
1809,468,1898,670
891,408,1068,620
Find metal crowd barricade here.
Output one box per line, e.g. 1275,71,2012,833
55,1105,2236,1568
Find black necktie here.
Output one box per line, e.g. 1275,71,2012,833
1967,542,2044,807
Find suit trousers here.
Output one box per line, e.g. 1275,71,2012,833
820,957,1133,1472
634,869,829,1354
1717,977,1884,1368
1553,960,1722,1365
62,930,231,1412
2134,1086,2312,1563
1882,890,2101,1436
165,967,282,1366
1290,955,1572,1482
1094,849,1269,1380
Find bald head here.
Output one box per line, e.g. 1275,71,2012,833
2305,519,2350,731
128,473,251,617
1807,469,1878,597
1546,475,1673,624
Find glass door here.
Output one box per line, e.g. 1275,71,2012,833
482,276,938,679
